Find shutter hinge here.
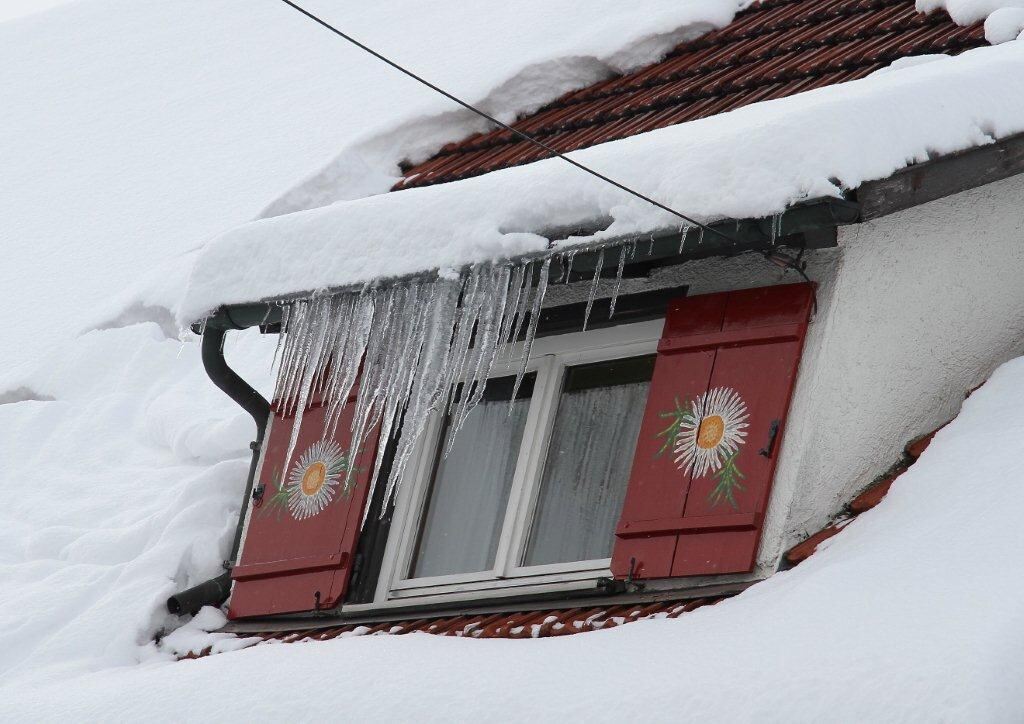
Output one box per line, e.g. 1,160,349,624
598,556,645,594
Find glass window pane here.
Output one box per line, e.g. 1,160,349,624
408,374,534,579
523,356,654,567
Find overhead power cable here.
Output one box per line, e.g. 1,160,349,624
276,0,738,244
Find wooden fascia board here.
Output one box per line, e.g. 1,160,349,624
857,131,1024,222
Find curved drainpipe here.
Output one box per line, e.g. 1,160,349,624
167,320,271,616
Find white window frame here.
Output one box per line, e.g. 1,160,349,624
371,318,663,606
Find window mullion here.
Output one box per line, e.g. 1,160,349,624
494,355,563,578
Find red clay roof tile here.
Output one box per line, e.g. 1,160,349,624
396,0,985,190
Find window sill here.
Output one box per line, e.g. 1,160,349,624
353,576,606,614
221,578,758,635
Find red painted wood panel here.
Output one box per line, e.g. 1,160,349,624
228,394,379,619
611,283,813,580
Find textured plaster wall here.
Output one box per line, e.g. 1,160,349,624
547,173,1024,582
761,173,1024,571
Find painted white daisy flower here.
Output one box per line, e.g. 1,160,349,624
285,440,350,521
673,386,750,478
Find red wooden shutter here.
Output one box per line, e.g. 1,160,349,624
228,391,380,619
611,283,813,580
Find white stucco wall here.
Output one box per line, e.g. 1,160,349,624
546,172,1024,583
759,173,1024,572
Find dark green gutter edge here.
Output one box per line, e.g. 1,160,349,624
195,196,860,333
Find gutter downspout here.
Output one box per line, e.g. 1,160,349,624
166,321,271,616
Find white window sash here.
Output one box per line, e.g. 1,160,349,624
375,319,663,604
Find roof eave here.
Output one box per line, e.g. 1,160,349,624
198,128,1024,333
196,195,858,333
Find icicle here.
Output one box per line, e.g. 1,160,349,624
507,260,535,353
561,249,576,284
581,248,604,332
770,213,783,244
279,294,334,476
511,257,550,405
608,242,634,320
262,248,574,514
498,263,527,352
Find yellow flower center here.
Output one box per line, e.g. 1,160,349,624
301,461,327,496
696,415,725,449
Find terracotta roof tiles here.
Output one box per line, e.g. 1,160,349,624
395,0,985,190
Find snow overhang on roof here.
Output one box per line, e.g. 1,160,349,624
196,196,859,332
175,2,1024,327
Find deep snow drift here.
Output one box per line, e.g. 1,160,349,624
5,354,1024,721
0,325,276,684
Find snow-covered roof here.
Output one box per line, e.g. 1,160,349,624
174,0,1024,324
178,34,1024,323
394,0,989,191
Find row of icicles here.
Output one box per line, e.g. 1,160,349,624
264,241,642,509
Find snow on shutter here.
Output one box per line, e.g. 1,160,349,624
611,283,813,580
229,389,380,619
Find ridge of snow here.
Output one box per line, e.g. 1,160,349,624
177,40,1024,323
259,1,746,219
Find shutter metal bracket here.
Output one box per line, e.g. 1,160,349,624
759,419,780,458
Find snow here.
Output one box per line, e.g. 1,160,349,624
985,6,1024,41
869,53,951,74
0,0,749,699
177,38,1024,322
0,0,73,23
4,0,1024,719
0,0,744,368
5,356,1024,720
0,323,276,684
